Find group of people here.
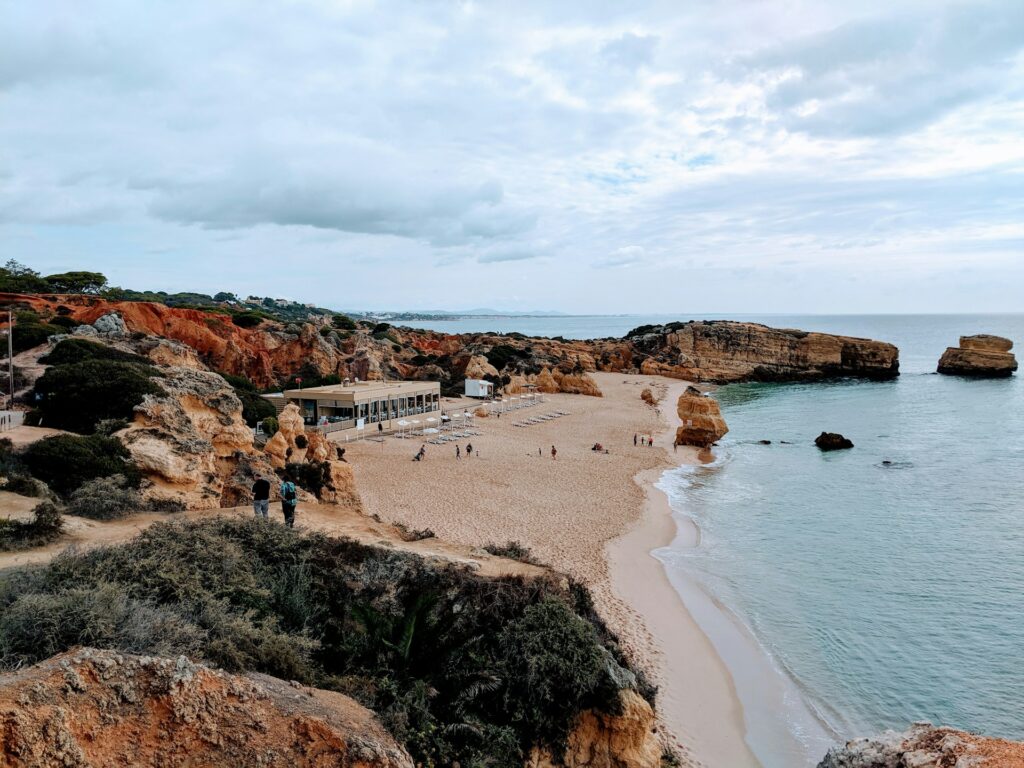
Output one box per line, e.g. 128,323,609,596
634,433,655,447
413,442,478,461
251,474,299,528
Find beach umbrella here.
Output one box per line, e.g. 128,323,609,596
397,419,410,438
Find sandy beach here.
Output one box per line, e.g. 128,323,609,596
340,371,757,767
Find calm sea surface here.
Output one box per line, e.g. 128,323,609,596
412,314,1024,759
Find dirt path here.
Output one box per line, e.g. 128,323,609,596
0,502,547,580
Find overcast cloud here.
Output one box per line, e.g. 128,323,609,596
1,0,1022,312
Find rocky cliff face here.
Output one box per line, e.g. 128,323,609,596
675,386,729,448
818,722,1024,768
116,367,267,510
938,335,1018,378
632,321,900,383
0,648,413,768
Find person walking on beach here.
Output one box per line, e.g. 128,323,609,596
551,445,557,460
634,433,637,446
279,474,298,528
456,445,461,460
466,443,473,458
251,475,270,520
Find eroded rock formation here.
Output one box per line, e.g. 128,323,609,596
0,648,413,768
938,335,1018,378
528,690,661,768
116,367,263,509
632,321,899,383
817,722,1024,768
815,432,854,451
674,386,728,448
535,366,560,393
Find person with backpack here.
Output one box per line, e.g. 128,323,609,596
279,473,298,528
251,474,271,520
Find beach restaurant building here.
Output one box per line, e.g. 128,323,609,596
272,380,441,432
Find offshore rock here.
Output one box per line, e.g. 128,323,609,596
630,321,899,383
675,386,728,448
815,432,854,451
817,722,1024,768
0,648,413,768
938,335,1017,378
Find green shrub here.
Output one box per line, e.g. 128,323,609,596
7,323,62,355
284,460,330,499
331,314,357,331
219,372,256,391
0,518,639,765
0,500,63,552
484,541,543,566
262,416,279,437
231,312,265,328
236,389,277,427
40,338,149,366
67,474,144,520
32,359,162,433
21,434,140,497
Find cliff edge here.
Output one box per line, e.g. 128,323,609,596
818,722,1024,768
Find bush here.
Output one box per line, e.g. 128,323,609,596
331,314,357,331
40,338,149,366
262,416,279,437
237,389,277,427
0,518,639,765
7,323,62,355
0,500,64,552
284,460,330,499
32,359,162,433
231,312,265,328
484,541,543,566
67,474,144,520
21,434,140,497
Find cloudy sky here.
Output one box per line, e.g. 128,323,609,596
2,0,1023,313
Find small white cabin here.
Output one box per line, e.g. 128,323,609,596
464,379,494,398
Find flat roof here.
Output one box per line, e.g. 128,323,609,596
282,380,439,401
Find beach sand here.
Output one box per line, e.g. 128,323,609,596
340,371,757,767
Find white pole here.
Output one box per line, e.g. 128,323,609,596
7,311,13,409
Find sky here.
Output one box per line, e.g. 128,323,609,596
2,0,1023,314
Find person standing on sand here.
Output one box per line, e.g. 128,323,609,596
466,443,473,458
251,475,270,520
456,445,461,460
634,433,637,446
279,474,298,529
551,445,557,460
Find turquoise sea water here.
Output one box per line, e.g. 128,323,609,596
413,313,1024,760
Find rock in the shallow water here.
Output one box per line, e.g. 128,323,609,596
0,648,413,768
675,386,728,448
815,432,854,451
938,335,1017,378
817,721,1024,768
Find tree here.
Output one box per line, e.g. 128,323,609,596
0,261,52,294
214,291,238,303
43,271,108,294
3,260,38,277
331,314,357,331
32,359,163,434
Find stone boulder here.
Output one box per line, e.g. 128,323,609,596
640,388,655,405
674,386,728,448
938,335,1017,378
116,368,256,509
815,432,854,451
92,311,129,337
320,460,362,509
817,721,1024,768
463,354,499,380
555,370,603,397
0,648,413,768
263,402,308,464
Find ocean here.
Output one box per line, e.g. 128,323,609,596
409,314,1024,766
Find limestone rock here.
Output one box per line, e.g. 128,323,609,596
0,648,413,768
138,337,206,370
527,690,660,768
264,430,289,469
92,311,128,337
817,722,1024,768
116,367,256,509
815,432,854,451
938,335,1017,378
535,366,560,394
675,386,728,448
556,371,603,397
630,321,900,383
463,354,499,380
640,388,655,405
319,460,362,509
305,429,333,463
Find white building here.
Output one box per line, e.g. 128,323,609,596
464,379,494,398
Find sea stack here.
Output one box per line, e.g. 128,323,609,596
937,335,1018,378
675,385,728,448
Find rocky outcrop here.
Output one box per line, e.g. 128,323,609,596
554,370,603,397
675,386,728,448
528,690,661,768
535,366,560,393
463,354,499,380
640,388,655,405
938,335,1018,378
264,403,307,468
116,367,259,509
817,722,1024,767
631,321,900,383
815,432,854,451
0,648,413,768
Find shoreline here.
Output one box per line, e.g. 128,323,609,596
610,384,836,768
